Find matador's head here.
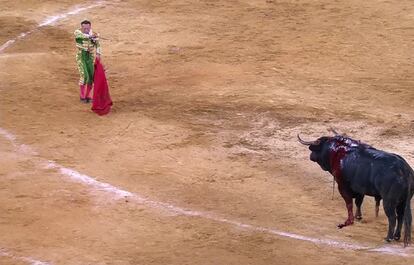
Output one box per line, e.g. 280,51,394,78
81,20,91,34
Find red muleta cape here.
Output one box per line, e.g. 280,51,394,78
92,58,113,115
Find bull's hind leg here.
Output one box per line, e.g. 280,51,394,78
383,200,398,242
355,194,364,220
375,196,381,217
394,202,405,241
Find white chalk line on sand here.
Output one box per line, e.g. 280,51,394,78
2,128,413,258
0,1,105,53
0,0,413,260
0,248,52,265
0,2,106,265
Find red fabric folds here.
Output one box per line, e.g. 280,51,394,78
92,58,113,115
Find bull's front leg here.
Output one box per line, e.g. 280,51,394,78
337,185,354,228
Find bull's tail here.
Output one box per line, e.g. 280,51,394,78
403,176,413,247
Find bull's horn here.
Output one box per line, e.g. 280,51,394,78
328,127,339,135
297,134,319,146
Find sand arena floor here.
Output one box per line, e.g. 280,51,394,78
0,0,414,264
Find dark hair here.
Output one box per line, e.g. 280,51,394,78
81,20,91,25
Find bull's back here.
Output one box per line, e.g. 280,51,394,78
341,148,412,197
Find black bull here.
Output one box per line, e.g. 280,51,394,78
298,133,414,247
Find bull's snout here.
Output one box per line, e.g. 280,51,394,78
310,152,317,162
